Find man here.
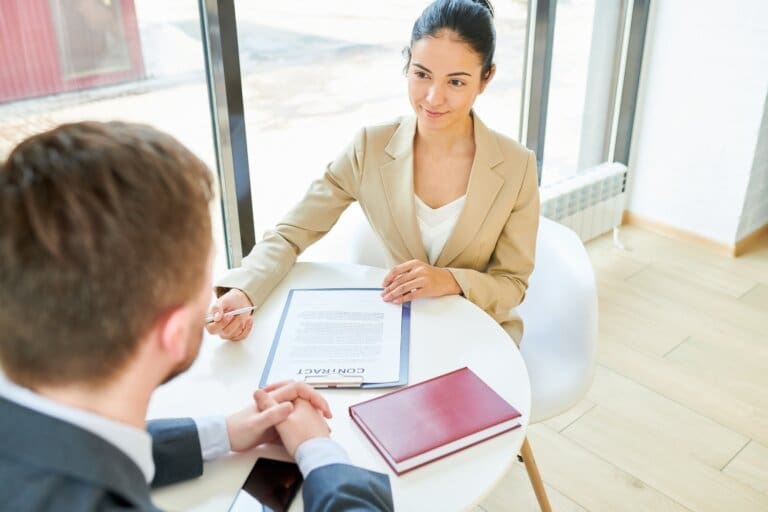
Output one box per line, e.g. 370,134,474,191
0,122,393,511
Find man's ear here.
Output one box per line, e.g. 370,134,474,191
154,305,192,363
479,64,496,94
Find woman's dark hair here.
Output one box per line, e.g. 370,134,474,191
405,0,496,79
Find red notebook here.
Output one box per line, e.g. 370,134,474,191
349,367,522,475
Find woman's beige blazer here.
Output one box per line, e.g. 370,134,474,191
216,114,540,341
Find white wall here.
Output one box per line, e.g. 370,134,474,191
626,0,768,246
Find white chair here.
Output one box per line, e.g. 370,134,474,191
518,217,599,422
303,207,599,512
515,216,599,511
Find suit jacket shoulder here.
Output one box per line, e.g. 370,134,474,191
358,118,402,149
477,119,534,181
345,118,406,175
0,397,160,511
0,398,204,511
490,126,531,156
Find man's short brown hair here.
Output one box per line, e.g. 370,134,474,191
0,121,214,387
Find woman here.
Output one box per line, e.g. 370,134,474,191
208,0,539,345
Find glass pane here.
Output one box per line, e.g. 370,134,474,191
542,0,624,185
234,0,528,233
51,0,132,79
0,0,228,274
474,1,529,141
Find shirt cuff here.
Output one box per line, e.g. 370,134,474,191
193,416,231,461
294,437,351,477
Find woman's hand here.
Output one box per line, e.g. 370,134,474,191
205,288,254,342
381,259,461,304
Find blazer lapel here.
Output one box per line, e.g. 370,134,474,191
379,117,430,262
435,114,504,267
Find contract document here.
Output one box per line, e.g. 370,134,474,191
259,288,410,388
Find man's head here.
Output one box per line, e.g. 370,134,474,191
0,121,214,389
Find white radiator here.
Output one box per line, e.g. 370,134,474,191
540,162,628,242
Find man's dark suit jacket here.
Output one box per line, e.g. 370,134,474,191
0,397,393,511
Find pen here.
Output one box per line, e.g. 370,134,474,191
205,306,256,324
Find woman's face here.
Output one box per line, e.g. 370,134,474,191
407,30,493,133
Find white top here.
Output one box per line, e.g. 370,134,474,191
414,194,466,264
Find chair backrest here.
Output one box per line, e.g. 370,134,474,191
517,217,598,423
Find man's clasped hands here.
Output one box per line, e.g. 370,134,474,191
225,381,333,457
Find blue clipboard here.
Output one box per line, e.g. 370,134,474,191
259,288,410,389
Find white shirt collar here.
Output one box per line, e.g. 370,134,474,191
0,373,155,482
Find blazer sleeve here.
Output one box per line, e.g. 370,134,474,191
147,418,203,488
446,150,540,325
302,463,394,512
215,129,366,306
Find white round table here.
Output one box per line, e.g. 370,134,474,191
150,262,531,512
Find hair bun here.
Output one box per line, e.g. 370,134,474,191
472,0,495,17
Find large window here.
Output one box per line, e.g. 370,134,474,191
541,0,627,185
233,0,529,232
1,0,648,265
0,0,229,274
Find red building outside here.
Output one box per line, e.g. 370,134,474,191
0,0,145,103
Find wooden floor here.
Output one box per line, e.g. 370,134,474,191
477,225,768,512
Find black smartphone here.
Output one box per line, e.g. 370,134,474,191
228,457,303,512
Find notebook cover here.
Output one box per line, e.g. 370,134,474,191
349,367,521,474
